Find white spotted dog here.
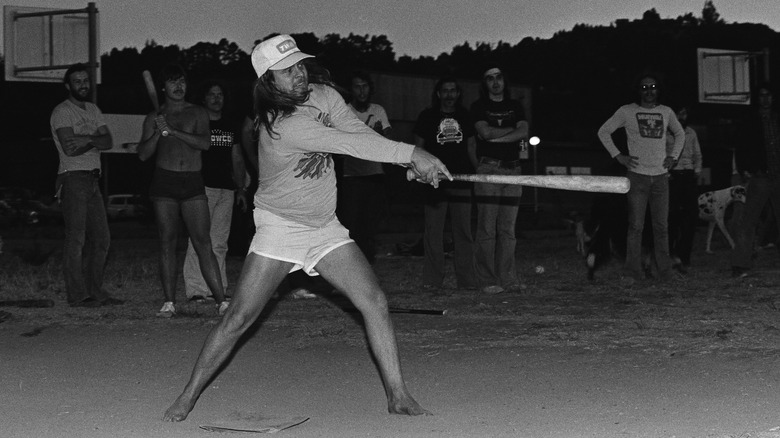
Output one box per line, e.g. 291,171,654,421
697,185,747,253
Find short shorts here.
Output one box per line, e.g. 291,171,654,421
149,168,207,203
248,209,353,275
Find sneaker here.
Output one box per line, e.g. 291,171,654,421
481,285,505,295
156,301,175,318
290,288,317,299
731,267,749,278
217,300,229,316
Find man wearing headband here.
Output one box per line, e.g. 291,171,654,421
470,66,529,295
163,34,449,421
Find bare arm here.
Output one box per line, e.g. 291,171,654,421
232,142,249,211
137,113,161,162
55,125,113,157
231,143,246,189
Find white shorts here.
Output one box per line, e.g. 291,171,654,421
248,209,353,275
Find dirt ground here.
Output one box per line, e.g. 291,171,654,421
2,228,780,438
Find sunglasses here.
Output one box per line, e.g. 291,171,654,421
640,84,658,91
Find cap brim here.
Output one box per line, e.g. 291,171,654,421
269,52,314,71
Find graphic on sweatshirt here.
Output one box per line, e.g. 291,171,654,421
294,153,331,179
636,113,664,139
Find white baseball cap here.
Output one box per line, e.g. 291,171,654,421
251,34,314,77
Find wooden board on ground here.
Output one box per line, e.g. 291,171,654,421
199,414,309,433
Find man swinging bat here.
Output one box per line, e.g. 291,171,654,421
163,35,450,422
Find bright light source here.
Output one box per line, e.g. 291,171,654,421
529,136,541,146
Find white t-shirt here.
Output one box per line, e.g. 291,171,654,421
343,102,392,177
50,99,106,173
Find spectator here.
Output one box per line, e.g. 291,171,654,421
731,82,780,277
413,76,477,290
183,81,247,302
337,71,392,264
50,63,123,307
136,64,228,316
470,65,528,294
667,105,702,273
597,73,685,283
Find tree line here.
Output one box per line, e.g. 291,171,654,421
93,2,779,143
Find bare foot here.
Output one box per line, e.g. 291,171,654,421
388,395,432,416
162,394,196,422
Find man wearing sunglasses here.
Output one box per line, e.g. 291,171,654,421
597,74,685,283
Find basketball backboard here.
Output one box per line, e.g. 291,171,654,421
697,48,753,105
3,4,99,83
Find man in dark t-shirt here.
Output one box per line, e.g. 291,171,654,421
470,66,528,294
413,76,477,290
183,81,247,301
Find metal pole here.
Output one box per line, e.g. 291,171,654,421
87,2,98,103
532,143,538,214
764,48,771,82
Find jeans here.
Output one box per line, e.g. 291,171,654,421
423,186,476,288
668,170,699,266
626,171,672,278
183,187,234,298
731,175,780,269
474,161,523,287
58,172,110,304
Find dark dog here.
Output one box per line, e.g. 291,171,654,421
577,193,654,280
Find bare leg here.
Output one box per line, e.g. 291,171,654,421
153,201,181,303
181,199,226,303
163,253,292,421
317,243,431,415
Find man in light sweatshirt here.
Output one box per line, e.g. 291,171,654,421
597,73,685,282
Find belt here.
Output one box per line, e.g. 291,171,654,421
479,157,521,169
67,169,101,178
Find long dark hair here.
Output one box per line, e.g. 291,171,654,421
253,59,338,138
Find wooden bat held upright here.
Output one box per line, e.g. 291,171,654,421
405,169,629,194
142,70,160,112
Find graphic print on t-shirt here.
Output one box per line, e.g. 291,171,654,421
436,117,464,144
210,129,235,148
636,113,664,138
294,153,331,179
291,110,335,179
486,110,515,128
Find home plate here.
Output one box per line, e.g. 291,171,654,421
199,413,309,433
